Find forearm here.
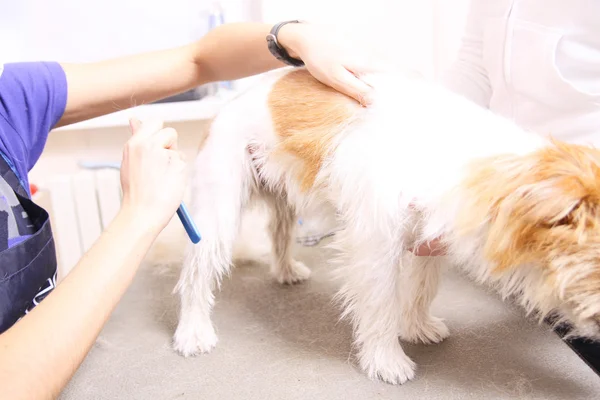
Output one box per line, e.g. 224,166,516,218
57,44,202,126
0,207,158,400
191,22,294,84
57,22,291,127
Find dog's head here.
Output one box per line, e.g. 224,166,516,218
466,140,600,339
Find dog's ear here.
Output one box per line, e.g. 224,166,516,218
485,180,578,270
485,143,600,271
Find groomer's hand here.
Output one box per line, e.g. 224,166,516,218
278,23,386,106
120,118,187,233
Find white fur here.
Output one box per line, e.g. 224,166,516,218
171,68,568,384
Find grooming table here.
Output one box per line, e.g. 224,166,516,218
60,244,600,399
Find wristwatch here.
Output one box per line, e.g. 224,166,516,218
266,20,305,67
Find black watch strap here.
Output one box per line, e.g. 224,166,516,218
266,20,305,67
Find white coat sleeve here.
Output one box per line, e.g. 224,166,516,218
441,0,493,109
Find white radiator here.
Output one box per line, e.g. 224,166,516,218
33,168,122,282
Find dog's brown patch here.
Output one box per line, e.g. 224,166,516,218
457,140,600,275
268,69,360,190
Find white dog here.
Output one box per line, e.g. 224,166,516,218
171,67,600,385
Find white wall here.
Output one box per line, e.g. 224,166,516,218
1,0,260,63
1,0,473,81
0,2,27,61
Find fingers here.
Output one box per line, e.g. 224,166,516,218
131,119,184,165
128,118,179,150
331,66,374,107
129,117,164,139
152,127,179,150
129,118,142,134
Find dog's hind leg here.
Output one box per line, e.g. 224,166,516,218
172,121,251,357
264,193,311,284
397,254,449,345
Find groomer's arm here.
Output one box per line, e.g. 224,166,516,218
57,22,375,127
0,119,185,400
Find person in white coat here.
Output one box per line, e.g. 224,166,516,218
407,0,600,255
443,0,599,145
424,0,600,374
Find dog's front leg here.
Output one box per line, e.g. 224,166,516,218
397,254,449,345
336,238,416,385
172,243,223,357
171,142,248,357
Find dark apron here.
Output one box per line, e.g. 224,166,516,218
0,153,57,333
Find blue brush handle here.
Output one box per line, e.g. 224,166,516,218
176,202,201,244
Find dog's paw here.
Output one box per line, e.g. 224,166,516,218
400,316,449,345
173,322,218,357
273,260,311,285
360,344,416,385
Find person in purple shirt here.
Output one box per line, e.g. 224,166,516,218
0,21,378,398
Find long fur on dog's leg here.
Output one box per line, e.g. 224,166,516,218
398,254,449,344
173,243,221,356
264,193,311,284
335,233,416,385
172,118,250,357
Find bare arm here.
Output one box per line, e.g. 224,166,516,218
57,23,286,126
0,119,186,399
0,209,155,399
190,22,291,84
57,22,377,127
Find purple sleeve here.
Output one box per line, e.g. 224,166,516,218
0,62,68,179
